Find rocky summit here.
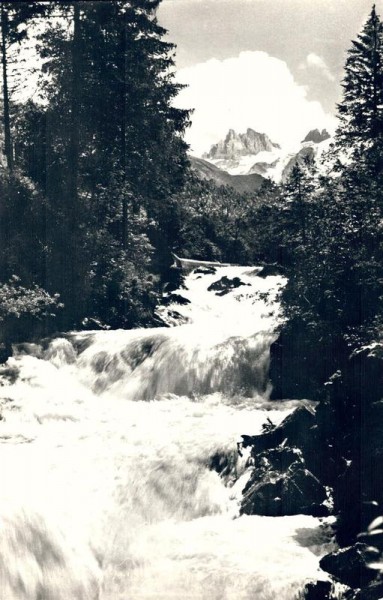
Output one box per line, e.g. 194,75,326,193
302,128,331,144
204,128,280,160
197,126,333,187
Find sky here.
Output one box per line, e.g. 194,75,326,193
157,0,383,155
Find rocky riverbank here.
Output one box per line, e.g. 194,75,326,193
239,322,383,599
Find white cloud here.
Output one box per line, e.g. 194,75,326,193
174,51,336,156
302,52,335,81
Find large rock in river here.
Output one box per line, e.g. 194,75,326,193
241,446,328,517
241,406,317,454
319,543,379,589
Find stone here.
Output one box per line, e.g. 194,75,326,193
241,448,327,517
303,580,332,600
162,293,191,306
241,406,317,454
319,544,380,589
208,276,249,295
0,342,12,364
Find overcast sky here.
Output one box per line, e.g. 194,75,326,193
158,0,383,155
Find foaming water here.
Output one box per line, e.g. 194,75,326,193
0,266,334,599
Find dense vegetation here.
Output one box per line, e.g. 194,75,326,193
0,0,190,344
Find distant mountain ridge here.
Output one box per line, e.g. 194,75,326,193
302,129,330,144
197,127,333,186
204,128,280,160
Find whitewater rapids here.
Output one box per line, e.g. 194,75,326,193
0,266,335,599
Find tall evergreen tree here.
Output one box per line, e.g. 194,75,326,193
14,0,191,327
336,5,383,154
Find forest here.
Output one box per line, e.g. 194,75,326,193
1,2,383,598
0,1,380,352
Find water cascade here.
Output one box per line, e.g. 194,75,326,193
0,266,334,599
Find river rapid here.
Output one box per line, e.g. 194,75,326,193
0,265,335,599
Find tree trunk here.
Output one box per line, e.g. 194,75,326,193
69,2,80,218
67,1,81,322
122,197,128,250
1,5,13,172
121,11,128,250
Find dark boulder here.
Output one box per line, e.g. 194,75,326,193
254,446,303,475
242,477,284,516
162,293,191,306
241,446,327,517
319,544,380,589
0,342,12,364
303,581,332,600
208,276,249,296
241,406,317,455
240,405,338,497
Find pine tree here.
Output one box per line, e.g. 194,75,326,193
283,156,317,250
14,0,191,326
336,5,383,152
35,0,190,234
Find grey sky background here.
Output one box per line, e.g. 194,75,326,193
157,0,383,154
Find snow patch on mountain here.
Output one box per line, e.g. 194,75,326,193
201,128,332,184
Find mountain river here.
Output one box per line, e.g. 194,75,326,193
0,265,335,599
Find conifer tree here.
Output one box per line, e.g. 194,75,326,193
336,5,383,152
14,0,191,327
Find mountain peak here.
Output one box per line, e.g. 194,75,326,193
302,129,331,144
204,128,280,160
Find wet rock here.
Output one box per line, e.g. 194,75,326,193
0,364,19,384
303,581,332,600
0,342,12,364
241,406,317,455
208,276,249,296
250,446,304,479
241,446,327,517
161,293,191,306
241,466,327,517
257,264,285,278
319,544,380,589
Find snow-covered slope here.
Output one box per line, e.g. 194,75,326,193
201,128,332,184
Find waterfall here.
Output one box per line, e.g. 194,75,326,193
0,266,334,599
